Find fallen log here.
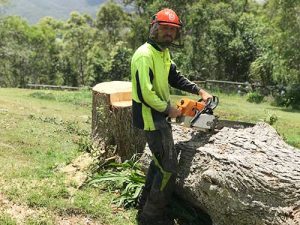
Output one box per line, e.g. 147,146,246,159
92,81,146,161
92,82,300,224
140,123,300,224
168,123,300,225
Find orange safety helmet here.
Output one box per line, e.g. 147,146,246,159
151,8,182,28
149,8,183,48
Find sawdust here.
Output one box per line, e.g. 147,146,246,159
58,152,95,196
0,142,16,150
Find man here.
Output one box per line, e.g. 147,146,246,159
131,8,212,225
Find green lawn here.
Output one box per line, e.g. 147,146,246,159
0,88,299,224
0,88,136,225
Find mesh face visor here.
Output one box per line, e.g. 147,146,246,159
170,25,183,48
149,20,184,48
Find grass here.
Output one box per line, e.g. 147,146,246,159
0,88,299,224
0,88,137,224
0,214,17,225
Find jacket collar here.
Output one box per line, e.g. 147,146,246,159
147,38,162,51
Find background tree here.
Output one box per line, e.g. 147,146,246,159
0,0,9,6
36,17,64,85
87,1,133,85
27,19,62,85
87,44,110,85
179,1,261,81
263,0,300,85
95,1,129,45
248,0,300,108
62,11,95,86
0,16,32,87
109,41,132,81
125,13,148,50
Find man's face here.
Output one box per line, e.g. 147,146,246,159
156,24,177,46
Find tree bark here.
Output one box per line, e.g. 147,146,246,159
140,123,300,225
92,81,146,162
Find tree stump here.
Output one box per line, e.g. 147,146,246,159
92,81,146,162
140,123,300,225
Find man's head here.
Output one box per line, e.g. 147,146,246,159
149,8,183,48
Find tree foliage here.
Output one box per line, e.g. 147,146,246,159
0,16,32,87
0,0,299,108
96,1,130,44
62,12,95,86
0,0,9,5
264,0,300,85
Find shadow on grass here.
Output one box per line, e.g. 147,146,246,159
277,107,300,113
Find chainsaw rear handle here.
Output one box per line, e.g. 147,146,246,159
176,98,205,117
168,95,219,124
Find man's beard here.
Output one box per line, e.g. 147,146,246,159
156,34,174,48
149,29,174,49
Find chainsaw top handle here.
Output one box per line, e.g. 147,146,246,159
198,95,219,110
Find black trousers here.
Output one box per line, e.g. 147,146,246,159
141,124,178,217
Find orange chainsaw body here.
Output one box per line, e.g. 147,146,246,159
176,98,206,117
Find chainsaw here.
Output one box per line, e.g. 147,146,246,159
171,96,254,131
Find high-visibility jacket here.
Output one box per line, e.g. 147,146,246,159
131,39,201,131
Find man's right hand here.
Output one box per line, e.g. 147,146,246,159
168,106,182,118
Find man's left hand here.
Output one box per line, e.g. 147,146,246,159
199,89,213,102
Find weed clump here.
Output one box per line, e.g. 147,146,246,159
247,92,264,103
88,157,145,208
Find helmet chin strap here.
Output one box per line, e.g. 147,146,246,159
156,40,173,49
156,39,183,50
151,38,183,50
170,42,184,49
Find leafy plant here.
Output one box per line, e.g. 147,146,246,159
264,110,278,125
247,91,264,103
285,85,300,110
273,84,300,110
64,120,88,136
88,158,145,208
76,136,95,153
